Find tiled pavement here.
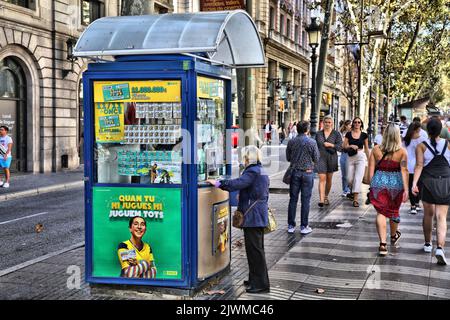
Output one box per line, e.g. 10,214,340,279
1,171,449,300
238,203,450,300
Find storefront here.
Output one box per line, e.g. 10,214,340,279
0,57,27,172
74,10,265,291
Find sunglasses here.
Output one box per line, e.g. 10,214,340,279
353,121,361,124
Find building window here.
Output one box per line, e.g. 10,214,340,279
155,3,169,13
280,14,284,35
81,0,105,26
302,30,306,47
2,0,36,10
294,24,299,43
286,18,291,38
269,6,275,30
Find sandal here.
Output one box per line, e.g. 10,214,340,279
379,243,388,256
318,202,324,208
324,197,330,205
391,230,402,246
352,200,359,207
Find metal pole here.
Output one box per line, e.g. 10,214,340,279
357,0,363,118
310,46,318,138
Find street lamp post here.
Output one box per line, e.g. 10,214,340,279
306,17,321,138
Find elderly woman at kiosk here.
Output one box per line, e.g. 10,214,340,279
206,145,270,294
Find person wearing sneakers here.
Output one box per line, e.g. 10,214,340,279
286,121,319,235
368,124,409,256
412,118,450,265
0,126,13,188
403,122,427,215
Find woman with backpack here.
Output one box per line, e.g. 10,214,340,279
412,118,450,265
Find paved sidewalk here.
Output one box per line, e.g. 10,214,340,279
0,171,352,300
0,167,84,200
1,170,448,300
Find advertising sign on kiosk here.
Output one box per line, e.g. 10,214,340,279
74,10,265,291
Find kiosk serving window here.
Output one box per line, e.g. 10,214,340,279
93,80,182,184
196,76,226,183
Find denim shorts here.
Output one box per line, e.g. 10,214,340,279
0,157,12,168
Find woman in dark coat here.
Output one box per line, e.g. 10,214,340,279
207,145,270,293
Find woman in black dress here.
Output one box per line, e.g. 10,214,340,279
315,115,342,207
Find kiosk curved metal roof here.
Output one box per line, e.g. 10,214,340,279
73,10,265,68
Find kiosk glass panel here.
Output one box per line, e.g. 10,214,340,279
92,80,183,185
196,76,226,183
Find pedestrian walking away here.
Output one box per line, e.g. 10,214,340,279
264,121,272,145
403,122,427,214
207,145,270,293
286,121,319,235
412,118,450,265
315,115,342,207
339,120,352,196
343,117,370,207
368,124,409,256
0,125,13,188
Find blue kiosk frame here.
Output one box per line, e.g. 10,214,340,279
75,11,265,291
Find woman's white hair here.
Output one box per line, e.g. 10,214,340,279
241,145,262,165
323,115,334,122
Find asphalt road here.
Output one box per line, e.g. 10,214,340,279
0,188,85,272
0,146,288,273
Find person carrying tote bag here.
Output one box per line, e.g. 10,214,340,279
206,145,270,293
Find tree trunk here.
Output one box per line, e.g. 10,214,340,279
315,0,335,115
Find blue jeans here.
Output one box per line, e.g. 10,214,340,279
288,169,314,228
340,153,350,194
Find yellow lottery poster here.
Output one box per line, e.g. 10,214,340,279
94,80,181,103
197,76,222,99
95,102,125,143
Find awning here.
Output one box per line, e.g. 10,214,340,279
397,97,430,110
73,10,265,68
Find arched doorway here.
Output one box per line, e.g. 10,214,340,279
0,57,27,172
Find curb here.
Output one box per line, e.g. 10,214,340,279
0,181,84,201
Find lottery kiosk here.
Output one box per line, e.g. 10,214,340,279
74,10,265,291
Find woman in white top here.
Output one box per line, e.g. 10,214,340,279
403,122,427,214
412,118,450,265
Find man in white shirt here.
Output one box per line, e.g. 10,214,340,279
374,125,386,146
0,126,13,188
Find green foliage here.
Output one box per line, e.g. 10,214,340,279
336,0,450,104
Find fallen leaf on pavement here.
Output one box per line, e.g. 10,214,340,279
205,290,225,295
233,240,243,248
316,288,325,294
35,223,44,233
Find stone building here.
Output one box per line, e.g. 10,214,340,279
175,0,312,132
0,0,173,173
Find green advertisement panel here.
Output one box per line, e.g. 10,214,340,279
92,187,182,280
